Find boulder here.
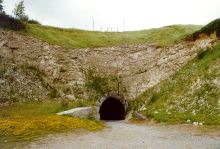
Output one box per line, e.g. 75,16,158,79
134,112,146,120
65,94,76,100
125,111,133,121
57,107,93,119
7,41,19,50
0,41,6,47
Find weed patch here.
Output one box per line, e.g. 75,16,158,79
85,70,127,99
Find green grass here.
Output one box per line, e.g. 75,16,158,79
130,43,220,125
0,100,104,148
24,24,201,48
0,100,95,118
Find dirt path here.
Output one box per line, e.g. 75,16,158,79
24,121,220,149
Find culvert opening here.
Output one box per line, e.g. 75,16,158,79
99,96,126,120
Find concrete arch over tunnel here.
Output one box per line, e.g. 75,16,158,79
99,95,127,120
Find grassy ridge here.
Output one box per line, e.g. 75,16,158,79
192,18,220,39
130,43,220,125
24,24,201,48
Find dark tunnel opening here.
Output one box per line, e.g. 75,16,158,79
99,97,126,120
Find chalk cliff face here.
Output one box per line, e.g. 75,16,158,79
0,29,215,102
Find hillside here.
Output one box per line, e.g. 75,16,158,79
0,17,219,148
130,43,220,125
0,18,218,124
0,28,213,103
192,18,220,40
24,24,201,48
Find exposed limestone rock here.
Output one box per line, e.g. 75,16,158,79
0,29,216,101
6,41,20,50
57,107,93,118
134,112,146,120
125,111,133,121
213,78,220,89
65,94,76,101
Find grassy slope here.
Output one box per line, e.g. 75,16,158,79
130,43,220,125
192,18,220,39
24,24,201,48
0,101,103,148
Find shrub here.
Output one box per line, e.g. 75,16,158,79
197,49,209,59
0,14,26,30
84,69,126,98
49,88,58,98
148,94,159,105
28,19,41,25
61,99,69,107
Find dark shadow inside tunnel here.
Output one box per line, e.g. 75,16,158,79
99,97,126,120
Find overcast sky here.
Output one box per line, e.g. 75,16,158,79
3,0,220,31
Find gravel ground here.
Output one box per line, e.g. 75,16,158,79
24,121,220,149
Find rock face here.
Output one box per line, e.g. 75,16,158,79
65,94,76,101
0,29,216,101
57,107,93,119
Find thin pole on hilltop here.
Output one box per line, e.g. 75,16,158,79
123,19,125,32
92,18,95,31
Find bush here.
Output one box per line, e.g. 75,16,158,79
49,88,58,98
61,99,69,107
0,14,26,30
197,49,209,59
84,70,125,98
148,94,159,105
28,19,41,25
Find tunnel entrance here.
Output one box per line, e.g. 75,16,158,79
99,96,126,120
